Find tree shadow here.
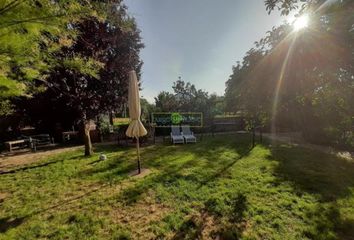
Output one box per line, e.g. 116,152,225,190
269,143,354,201
302,202,354,239
78,156,135,182
199,148,251,186
266,143,354,239
92,144,128,153
171,215,205,240
88,158,106,165
2,135,251,235
0,184,107,233
0,161,61,175
116,135,252,205
0,216,26,233
169,192,248,240
0,145,115,175
205,192,248,240
229,193,248,223
76,145,135,180
0,153,84,175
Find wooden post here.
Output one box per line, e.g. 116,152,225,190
252,127,255,148
136,137,141,174
153,126,156,144
33,141,37,152
259,127,263,143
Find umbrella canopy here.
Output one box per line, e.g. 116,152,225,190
126,70,147,174
126,70,147,138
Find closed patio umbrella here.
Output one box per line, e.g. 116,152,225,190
126,70,147,174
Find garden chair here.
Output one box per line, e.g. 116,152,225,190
181,125,197,143
170,126,184,144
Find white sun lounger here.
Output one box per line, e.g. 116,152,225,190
181,125,197,143
171,126,184,144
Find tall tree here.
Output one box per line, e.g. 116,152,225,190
155,91,178,112
155,78,224,120
44,2,143,155
140,98,156,121
226,0,353,146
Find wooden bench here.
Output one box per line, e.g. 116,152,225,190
5,139,29,152
30,134,53,145
5,134,53,152
62,131,79,142
28,134,54,151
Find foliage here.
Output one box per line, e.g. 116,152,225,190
154,91,178,112
226,0,353,147
9,1,144,155
140,98,156,121
0,100,14,116
225,48,270,128
155,79,224,119
45,4,143,120
1,135,354,239
264,0,330,16
264,0,305,15
208,94,225,117
0,0,98,114
96,115,112,136
113,118,130,127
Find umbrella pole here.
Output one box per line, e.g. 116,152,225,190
136,137,141,174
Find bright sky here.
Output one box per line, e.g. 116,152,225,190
125,0,288,102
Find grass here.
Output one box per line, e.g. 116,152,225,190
113,118,130,126
0,134,353,239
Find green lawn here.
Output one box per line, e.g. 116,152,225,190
113,118,130,126
0,135,353,239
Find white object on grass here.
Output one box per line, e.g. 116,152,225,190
99,153,107,161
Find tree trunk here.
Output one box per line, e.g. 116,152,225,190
109,111,114,125
83,118,93,156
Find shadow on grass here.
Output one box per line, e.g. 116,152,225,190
0,153,85,175
302,202,354,239
0,161,63,175
114,136,354,239
171,216,205,240
167,192,248,240
267,142,354,238
75,145,135,179
79,159,135,182
0,144,124,175
0,135,252,235
0,184,106,233
0,217,26,233
205,192,248,240
269,143,354,201
117,135,252,205
81,134,252,187
0,144,131,233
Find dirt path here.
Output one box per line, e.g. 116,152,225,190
263,133,353,161
0,145,83,171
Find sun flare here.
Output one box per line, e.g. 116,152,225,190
293,15,309,31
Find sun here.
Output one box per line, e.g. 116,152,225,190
293,15,309,31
